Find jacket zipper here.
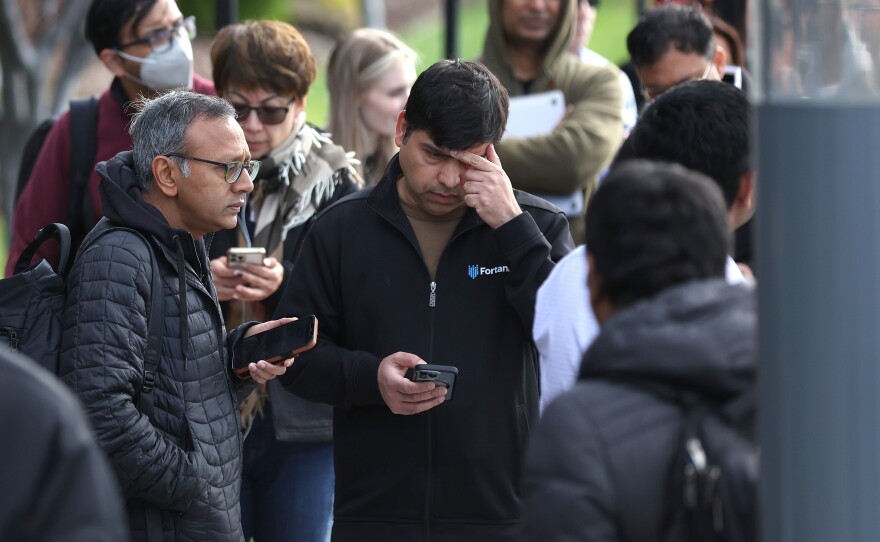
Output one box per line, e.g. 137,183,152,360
425,280,436,541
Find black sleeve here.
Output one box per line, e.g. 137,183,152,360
520,389,618,541
273,214,384,408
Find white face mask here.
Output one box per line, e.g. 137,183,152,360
115,36,194,91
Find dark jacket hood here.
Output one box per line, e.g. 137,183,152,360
97,150,206,274
482,0,576,85
580,279,756,402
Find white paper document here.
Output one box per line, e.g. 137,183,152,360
504,90,566,138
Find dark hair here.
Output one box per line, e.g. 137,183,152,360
129,91,237,190
611,80,751,208
403,59,509,150
627,5,715,67
211,20,316,100
86,0,158,54
585,160,729,307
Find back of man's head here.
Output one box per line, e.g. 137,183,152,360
129,90,235,190
586,160,729,308
86,0,159,55
403,59,509,150
627,5,714,67
612,80,751,208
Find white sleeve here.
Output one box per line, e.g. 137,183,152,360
533,245,601,414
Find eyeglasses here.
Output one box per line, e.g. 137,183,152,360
229,98,297,126
165,153,260,184
641,60,713,102
117,16,197,53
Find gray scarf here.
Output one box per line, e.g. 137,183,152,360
247,112,360,258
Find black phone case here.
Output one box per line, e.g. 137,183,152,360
232,316,317,378
405,364,458,401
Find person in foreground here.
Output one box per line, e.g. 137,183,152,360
60,91,292,541
0,346,127,541
275,59,574,541
520,160,757,541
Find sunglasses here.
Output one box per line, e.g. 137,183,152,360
229,98,296,126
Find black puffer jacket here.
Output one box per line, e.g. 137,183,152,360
0,347,127,541
60,151,254,541
520,279,757,541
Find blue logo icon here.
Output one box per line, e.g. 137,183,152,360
468,265,480,280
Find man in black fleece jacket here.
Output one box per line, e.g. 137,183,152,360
275,59,574,541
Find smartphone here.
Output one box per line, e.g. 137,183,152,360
227,247,266,268
406,364,458,401
232,315,318,380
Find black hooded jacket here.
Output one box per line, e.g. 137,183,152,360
520,279,757,541
60,150,255,541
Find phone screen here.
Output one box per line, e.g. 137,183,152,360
234,316,317,373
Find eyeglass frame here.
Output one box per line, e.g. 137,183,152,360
229,97,298,126
640,59,714,102
116,15,197,52
164,153,260,184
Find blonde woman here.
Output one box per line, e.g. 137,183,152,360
327,28,417,185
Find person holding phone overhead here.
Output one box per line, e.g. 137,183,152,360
207,20,362,542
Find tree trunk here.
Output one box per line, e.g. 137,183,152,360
0,0,91,231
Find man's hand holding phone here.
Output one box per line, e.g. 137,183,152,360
378,352,447,415
237,317,300,383
210,247,284,302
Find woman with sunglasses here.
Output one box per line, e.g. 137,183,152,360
208,20,362,542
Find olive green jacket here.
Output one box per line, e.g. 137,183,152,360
480,0,623,203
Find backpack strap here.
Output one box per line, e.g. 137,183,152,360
13,223,71,277
66,96,99,243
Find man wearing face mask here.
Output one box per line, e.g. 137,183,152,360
6,0,215,277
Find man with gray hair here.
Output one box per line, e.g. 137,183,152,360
60,90,294,541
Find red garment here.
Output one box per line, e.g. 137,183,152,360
6,75,216,276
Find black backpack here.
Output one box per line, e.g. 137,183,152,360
16,97,100,245
636,383,759,542
0,223,165,417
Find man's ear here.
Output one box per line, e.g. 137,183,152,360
712,44,727,79
98,48,127,78
151,156,180,197
394,111,407,148
736,170,757,212
729,170,757,228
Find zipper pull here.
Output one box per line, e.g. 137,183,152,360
429,282,436,307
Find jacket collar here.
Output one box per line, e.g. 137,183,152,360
580,279,756,402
